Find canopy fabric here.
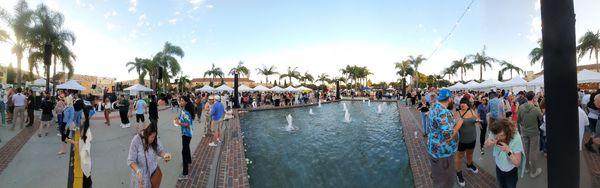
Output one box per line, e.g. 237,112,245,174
577,69,600,84
270,86,284,92
448,82,465,91
32,78,52,86
195,85,214,92
215,84,234,92
527,76,544,86
296,86,312,91
237,84,252,92
252,85,270,92
463,81,480,90
284,86,297,92
56,80,86,91
477,79,502,90
498,77,528,88
124,84,153,92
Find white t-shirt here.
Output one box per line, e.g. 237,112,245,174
579,107,590,151
12,93,27,107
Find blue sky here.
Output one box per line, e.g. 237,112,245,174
1,0,599,83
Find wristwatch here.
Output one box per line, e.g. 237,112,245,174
507,151,513,156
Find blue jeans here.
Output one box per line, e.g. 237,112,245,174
0,102,5,126
420,112,428,134
496,166,518,188
74,110,82,127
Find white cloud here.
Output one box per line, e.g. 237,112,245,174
129,0,138,13
138,14,147,21
106,22,116,30
129,30,139,39
168,18,178,25
191,38,198,44
104,10,118,19
206,4,214,9
174,11,181,15
189,0,205,10
527,15,542,43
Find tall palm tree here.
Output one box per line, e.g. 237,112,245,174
301,72,314,84
395,60,414,93
256,65,278,84
577,30,600,71
1,0,34,87
441,66,457,81
0,28,8,42
451,57,473,82
230,61,250,78
407,55,427,88
316,73,329,86
151,42,184,91
529,39,544,68
175,75,191,93
51,43,75,94
279,66,301,86
203,63,224,86
467,46,497,81
499,61,524,79
127,57,148,85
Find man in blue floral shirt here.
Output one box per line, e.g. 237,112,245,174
427,88,459,188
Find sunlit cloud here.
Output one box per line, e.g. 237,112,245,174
129,0,138,13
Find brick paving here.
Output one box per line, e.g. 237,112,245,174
176,133,217,188
398,102,497,188
0,121,39,176
582,134,600,187
216,111,249,188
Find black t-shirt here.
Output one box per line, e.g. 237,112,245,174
74,99,84,111
27,95,34,110
149,101,158,119
418,102,430,112
41,100,54,115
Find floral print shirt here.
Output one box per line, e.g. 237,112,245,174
426,102,458,158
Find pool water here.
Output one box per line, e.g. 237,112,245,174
241,101,414,187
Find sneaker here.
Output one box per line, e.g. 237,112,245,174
120,124,125,129
177,174,189,180
125,123,131,128
456,171,466,187
208,142,217,147
530,168,542,178
467,164,479,173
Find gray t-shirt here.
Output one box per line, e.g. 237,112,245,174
459,111,478,143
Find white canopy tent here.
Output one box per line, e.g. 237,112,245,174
284,86,298,92
124,84,153,93
296,86,312,91
527,76,544,86
195,85,214,92
577,69,600,84
476,79,503,90
214,84,234,92
463,81,480,90
498,77,528,88
31,78,52,86
270,86,284,92
252,85,270,92
447,82,465,91
56,80,86,91
237,84,253,92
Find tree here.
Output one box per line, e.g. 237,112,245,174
175,75,191,93
395,60,414,93
441,66,457,81
0,28,8,42
499,60,524,79
451,57,473,82
300,72,314,84
7,62,16,84
467,46,497,81
256,65,278,84
203,63,224,87
51,42,75,94
230,61,250,78
27,4,76,93
279,66,301,86
316,73,329,86
577,30,600,71
1,0,34,87
529,39,544,68
407,55,427,88
127,57,148,85
151,42,184,91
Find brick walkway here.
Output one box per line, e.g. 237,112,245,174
582,134,600,187
176,133,217,188
398,102,497,188
216,111,249,188
0,121,39,176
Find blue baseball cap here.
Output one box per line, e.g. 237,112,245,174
437,89,452,101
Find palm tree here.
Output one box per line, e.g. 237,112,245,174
279,66,301,86
151,42,184,91
0,28,8,42
301,72,314,84
577,30,600,71
256,65,278,84
230,61,250,78
51,43,75,94
127,57,148,85
451,57,473,82
441,66,457,81
175,75,191,93
1,0,34,87
529,39,544,68
395,60,414,93
316,73,329,86
203,63,224,86
407,55,427,88
499,61,524,79
467,46,497,81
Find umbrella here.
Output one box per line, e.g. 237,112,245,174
252,85,270,92
237,84,252,92
56,80,86,91
215,84,234,92
124,84,153,93
270,86,284,92
577,69,600,84
195,85,214,92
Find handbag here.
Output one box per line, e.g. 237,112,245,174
144,145,162,188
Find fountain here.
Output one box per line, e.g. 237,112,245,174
309,108,315,115
344,110,351,123
285,114,298,131
377,104,382,114
342,102,347,111
367,100,371,107
318,100,322,108
362,99,366,103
